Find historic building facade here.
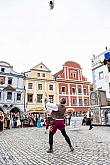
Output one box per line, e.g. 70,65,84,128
91,49,110,99
0,61,24,114
54,61,92,113
0,60,92,115
91,49,110,125
24,62,56,113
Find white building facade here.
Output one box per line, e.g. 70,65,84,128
0,61,24,114
91,49,110,125
91,49,110,99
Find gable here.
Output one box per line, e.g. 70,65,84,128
31,62,51,72
63,61,81,69
54,69,64,79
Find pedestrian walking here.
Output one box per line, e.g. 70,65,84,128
46,98,74,153
87,111,93,130
82,114,87,126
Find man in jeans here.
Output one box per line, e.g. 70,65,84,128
47,98,74,153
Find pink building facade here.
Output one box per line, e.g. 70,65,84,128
54,61,92,113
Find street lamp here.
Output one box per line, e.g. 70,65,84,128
42,92,48,111
44,92,48,110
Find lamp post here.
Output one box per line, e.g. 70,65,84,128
23,72,26,112
42,92,48,111
24,85,26,112
44,92,48,110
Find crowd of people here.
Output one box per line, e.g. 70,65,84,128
0,111,75,132
0,112,49,131
0,110,93,132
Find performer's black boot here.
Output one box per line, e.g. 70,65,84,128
70,146,74,152
47,149,53,153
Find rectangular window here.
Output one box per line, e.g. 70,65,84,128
91,92,98,105
99,71,104,79
83,89,87,95
27,94,33,102
42,73,45,77
0,92,1,100
38,84,42,90
0,76,5,84
84,99,88,105
70,70,76,78
37,94,43,103
7,92,12,100
28,83,32,89
49,95,54,103
78,87,82,94
17,93,21,101
72,98,77,104
8,77,12,85
1,68,5,72
72,87,76,94
109,83,110,93
79,99,83,105
37,73,40,77
62,86,66,94
49,85,53,90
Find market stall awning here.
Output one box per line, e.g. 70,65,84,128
66,108,75,113
73,107,89,112
26,108,45,114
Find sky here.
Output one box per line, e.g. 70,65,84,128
0,0,110,82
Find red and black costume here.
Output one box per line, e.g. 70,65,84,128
47,98,74,153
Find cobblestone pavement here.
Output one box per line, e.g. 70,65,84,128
0,126,110,165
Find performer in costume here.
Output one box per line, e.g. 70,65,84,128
46,98,74,153
44,103,57,133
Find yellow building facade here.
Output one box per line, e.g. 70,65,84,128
24,62,57,113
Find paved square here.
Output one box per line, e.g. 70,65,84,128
0,126,110,165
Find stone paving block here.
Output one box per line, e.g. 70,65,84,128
0,126,110,164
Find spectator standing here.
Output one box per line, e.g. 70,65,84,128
87,111,93,130
82,114,87,126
